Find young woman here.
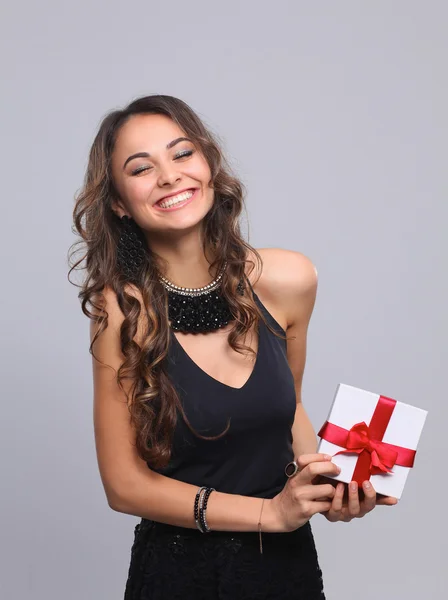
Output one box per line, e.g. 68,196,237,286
69,94,397,599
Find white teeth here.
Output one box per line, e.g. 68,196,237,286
158,190,194,208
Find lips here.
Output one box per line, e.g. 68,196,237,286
155,187,197,205
153,188,198,212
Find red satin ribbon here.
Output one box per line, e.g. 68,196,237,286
318,395,416,485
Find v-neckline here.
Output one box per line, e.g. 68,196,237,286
170,319,263,392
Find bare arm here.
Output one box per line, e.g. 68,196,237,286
291,403,318,457
257,249,319,458
284,252,319,457
91,286,279,533
113,472,272,532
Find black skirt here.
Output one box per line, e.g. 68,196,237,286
124,518,326,599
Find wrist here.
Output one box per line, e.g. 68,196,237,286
260,499,285,533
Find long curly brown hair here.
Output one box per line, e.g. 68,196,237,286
68,94,286,470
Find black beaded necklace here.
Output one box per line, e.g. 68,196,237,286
158,261,245,333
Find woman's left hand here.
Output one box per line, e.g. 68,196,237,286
316,477,398,523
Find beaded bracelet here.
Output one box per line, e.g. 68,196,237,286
199,487,215,533
194,486,215,533
194,486,207,532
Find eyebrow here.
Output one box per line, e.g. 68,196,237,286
122,137,192,170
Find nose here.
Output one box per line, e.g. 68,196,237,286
157,160,181,188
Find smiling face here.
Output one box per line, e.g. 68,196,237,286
110,113,215,236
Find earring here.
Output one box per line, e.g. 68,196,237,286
116,215,147,281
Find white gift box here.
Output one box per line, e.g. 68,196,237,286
317,383,428,499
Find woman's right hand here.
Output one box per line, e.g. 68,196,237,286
265,453,342,533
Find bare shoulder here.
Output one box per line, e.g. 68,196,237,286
247,247,318,331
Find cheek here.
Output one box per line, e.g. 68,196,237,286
125,177,156,202
190,155,212,183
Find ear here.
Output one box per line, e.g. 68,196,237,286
111,197,128,219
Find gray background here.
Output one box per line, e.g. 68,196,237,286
1,1,446,598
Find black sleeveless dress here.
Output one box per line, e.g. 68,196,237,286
124,290,326,599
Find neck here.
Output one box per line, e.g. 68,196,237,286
146,228,219,287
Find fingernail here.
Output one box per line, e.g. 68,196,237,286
363,481,371,489
324,455,332,460
350,482,357,491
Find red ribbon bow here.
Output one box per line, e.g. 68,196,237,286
333,421,398,475
318,394,416,486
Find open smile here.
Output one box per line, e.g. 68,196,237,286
154,188,198,212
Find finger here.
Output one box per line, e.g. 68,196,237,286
324,483,345,522
361,481,376,512
299,460,342,485
313,500,334,515
376,496,399,506
348,481,361,516
331,482,345,513
311,474,341,488
307,483,337,502
296,453,335,469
